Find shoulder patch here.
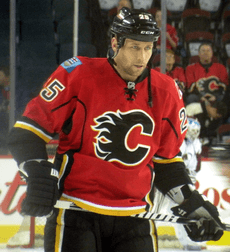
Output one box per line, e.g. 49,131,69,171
61,56,82,73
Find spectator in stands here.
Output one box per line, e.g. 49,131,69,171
185,43,229,105
0,66,10,111
186,99,228,145
117,0,132,13
0,66,10,153
154,49,186,94
107,0,133,26
154,9,179,51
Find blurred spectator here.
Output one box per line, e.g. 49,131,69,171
154,49,186,93
154,9,179,51
0,66,10,153
107,0,132,24
117,0,132,13
0,66,10,111
186,99,228,144
185,43,229,105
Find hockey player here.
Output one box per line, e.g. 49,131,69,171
180,117,202,185
177,118,205,250
8,8,223,252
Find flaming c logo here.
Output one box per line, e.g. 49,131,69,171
91,110,155,166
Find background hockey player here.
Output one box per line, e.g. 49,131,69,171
8,7,224,252
180,117,202,185
176,117,205,250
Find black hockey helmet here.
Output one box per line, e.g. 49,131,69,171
110,7,160,48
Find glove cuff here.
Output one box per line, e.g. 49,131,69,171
167,184,195,204
19,159,48,179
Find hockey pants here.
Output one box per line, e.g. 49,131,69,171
44,208,158,252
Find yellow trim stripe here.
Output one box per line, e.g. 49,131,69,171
59,155,68,178
149,220,158,252
152,157,183,164
145,175,155,212
14,121,52,143
59,196,146,216
55,209,65,252
145,192,153,212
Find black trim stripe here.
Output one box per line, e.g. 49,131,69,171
162,117,178,139
51,96,78,112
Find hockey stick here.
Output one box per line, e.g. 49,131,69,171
133,212,230,231
54,200,230,231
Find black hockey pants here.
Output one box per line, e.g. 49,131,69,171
44,209,158,252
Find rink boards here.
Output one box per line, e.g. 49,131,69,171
0,156,229,247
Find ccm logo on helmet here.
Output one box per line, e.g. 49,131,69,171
140,31,154,34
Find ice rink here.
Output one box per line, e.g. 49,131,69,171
0,247,230,252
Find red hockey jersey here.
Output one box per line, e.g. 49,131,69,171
157,24,179,50
185,62,229,94
14,56,187,216
154,66,186,85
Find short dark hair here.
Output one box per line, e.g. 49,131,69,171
166,49,175,56
198,43,213,52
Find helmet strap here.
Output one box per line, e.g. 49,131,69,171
108,35,125,61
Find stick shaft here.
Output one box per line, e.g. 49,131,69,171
54,200,230,231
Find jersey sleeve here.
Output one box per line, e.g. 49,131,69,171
154,79,187,161
14,64,79,141
153,79,191,194
8,58,82,164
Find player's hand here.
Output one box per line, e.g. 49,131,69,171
171,190,224,241
184,218,223,241
20,160,59,217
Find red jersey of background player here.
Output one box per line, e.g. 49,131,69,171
185,62,228,96
154,66,186,87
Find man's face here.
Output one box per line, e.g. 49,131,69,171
198,45,213,64
112,38,153,81
166,52,175,72
155,11,162,28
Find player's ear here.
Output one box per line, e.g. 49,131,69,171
111,37,118,53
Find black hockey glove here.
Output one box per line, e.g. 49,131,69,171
171,190,224,242
20,160,59,217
